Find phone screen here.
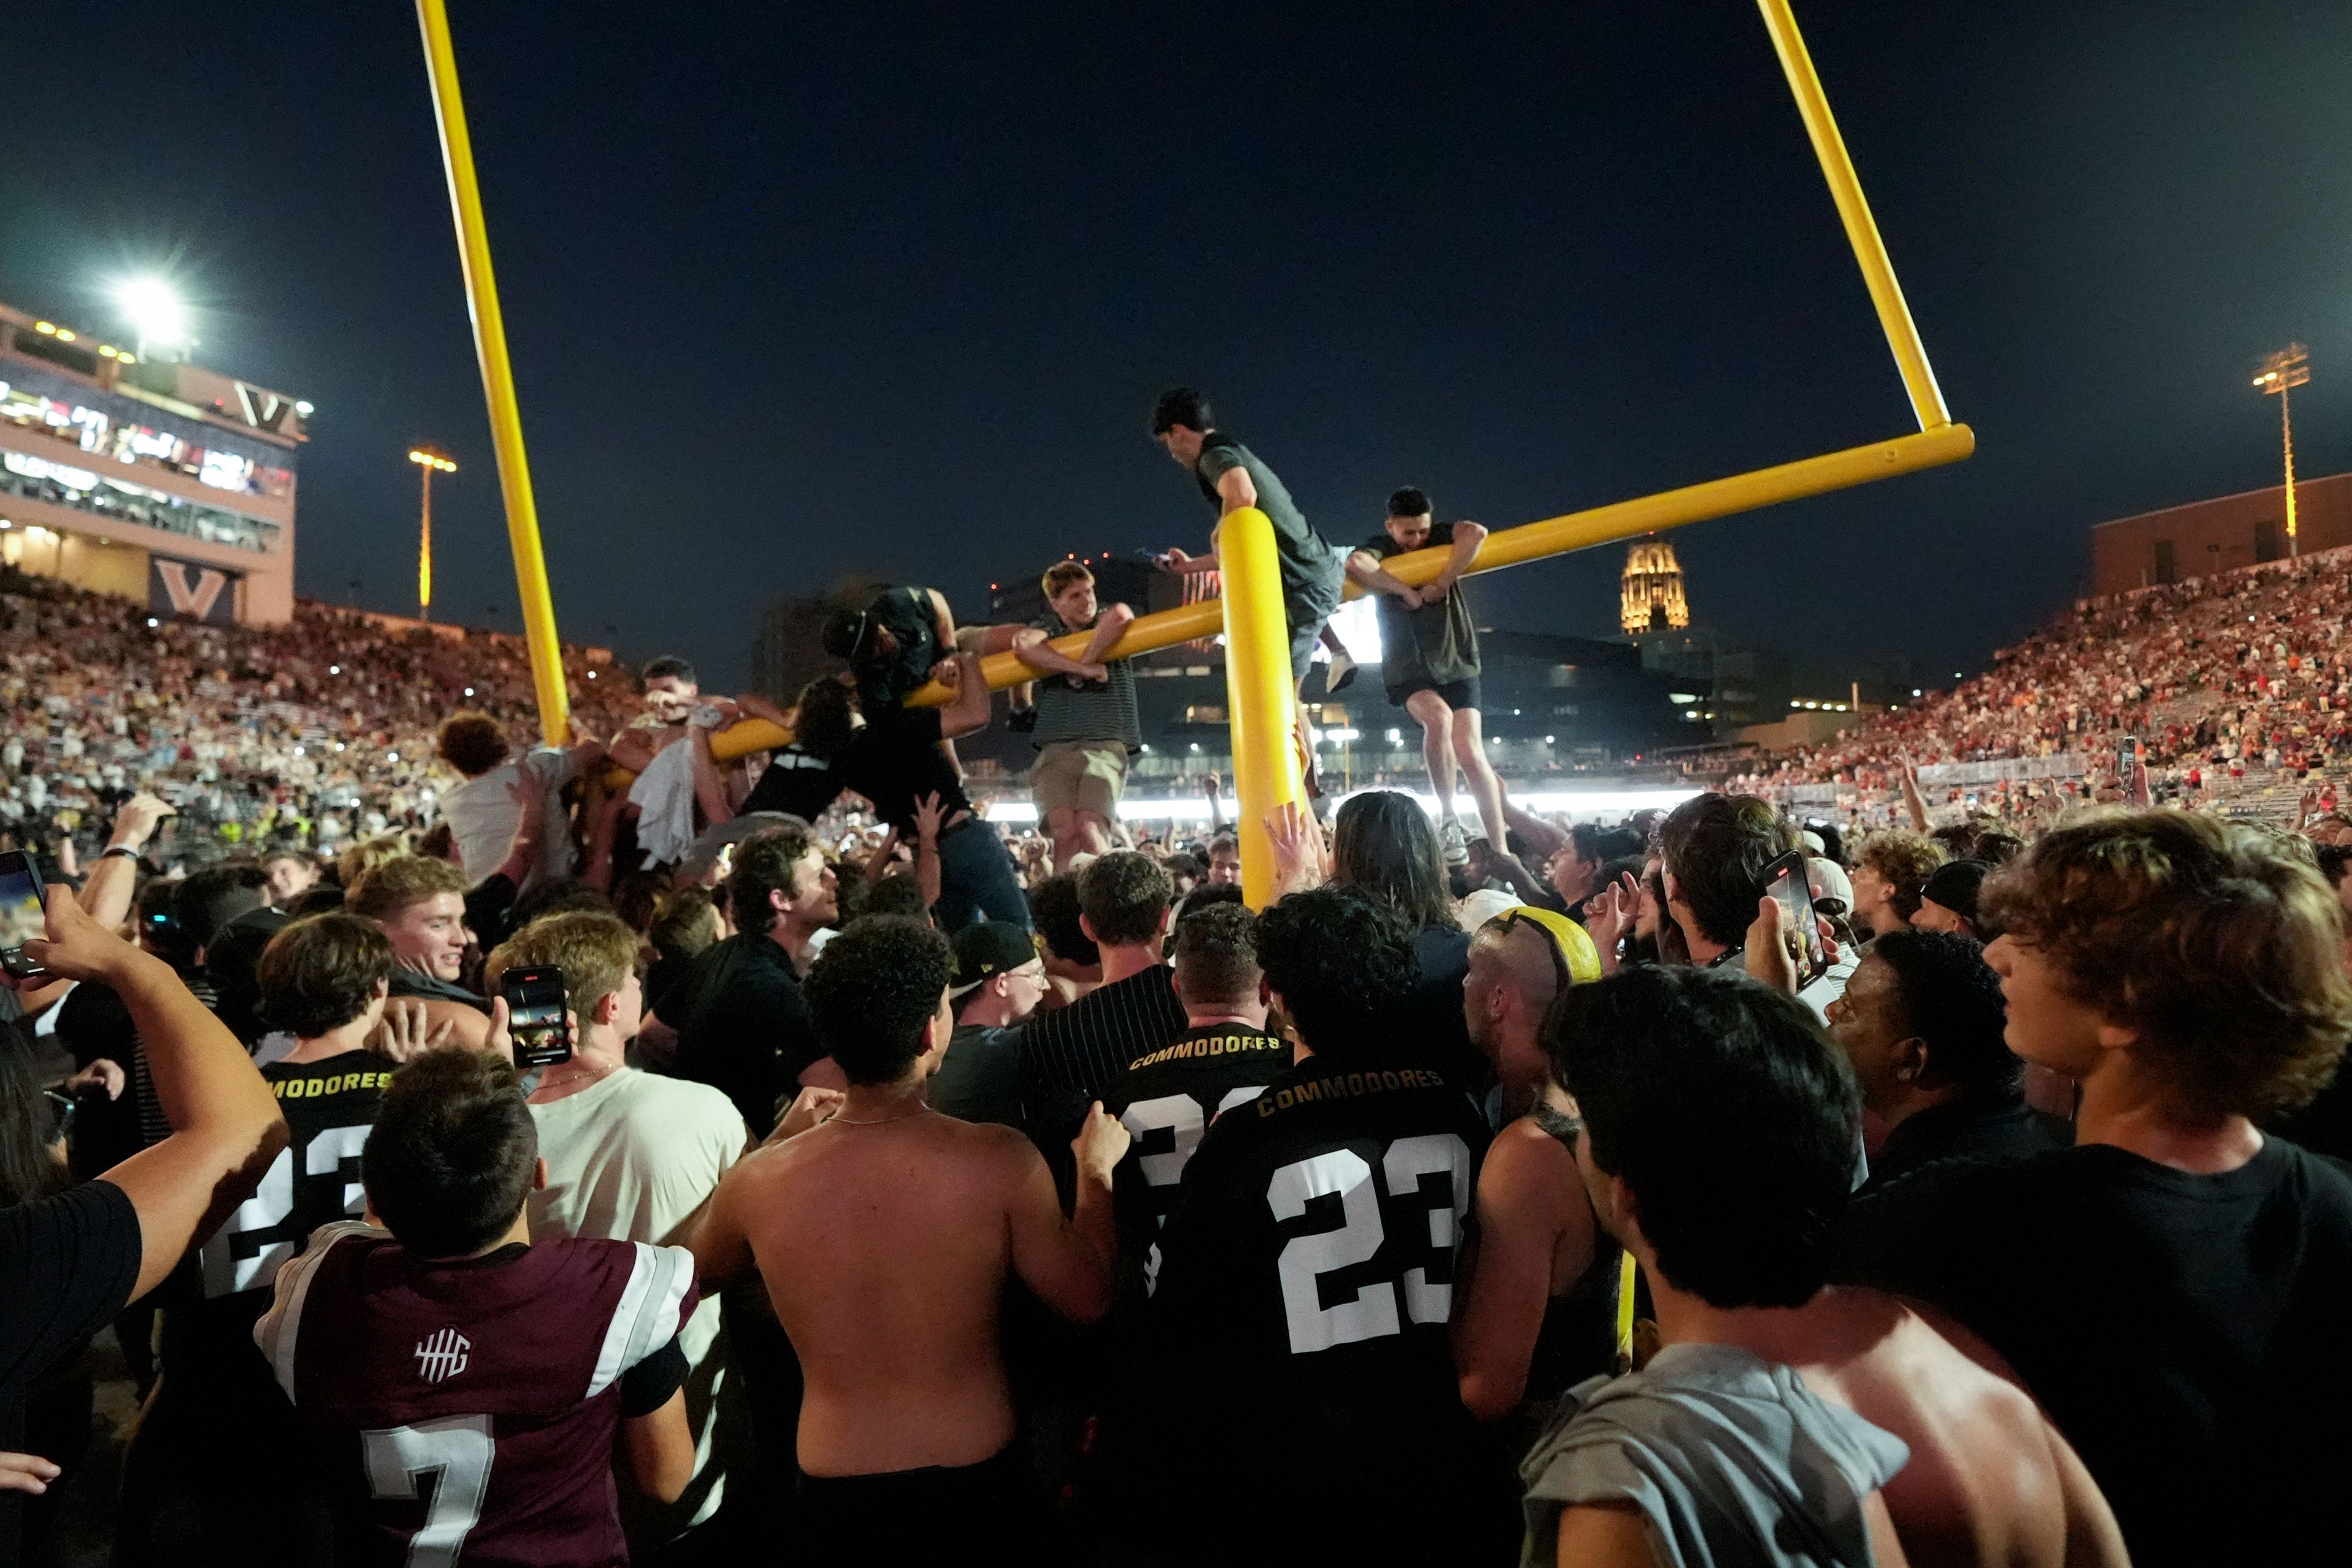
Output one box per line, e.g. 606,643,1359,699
1762,850,1830,989
0,851,48,979
500,966,573,1068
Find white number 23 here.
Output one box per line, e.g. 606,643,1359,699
1267,1134,1470,1355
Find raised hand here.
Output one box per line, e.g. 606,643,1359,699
371,998,455,1063
1583,872,1640,974
1073,1100,1133,1184
767,1085,848,1145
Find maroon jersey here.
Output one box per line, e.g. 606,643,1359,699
256,1221,696,1568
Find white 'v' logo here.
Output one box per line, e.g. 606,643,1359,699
154,562,229,620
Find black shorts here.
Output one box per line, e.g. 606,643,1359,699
1387,675,1482,713
793,1444,1044,1561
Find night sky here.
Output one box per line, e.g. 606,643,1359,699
6,2,2348,693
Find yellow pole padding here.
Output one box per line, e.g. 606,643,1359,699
1215,508,1305,908
702,424,1971,764
415,0,571,746
1755,0,1950,433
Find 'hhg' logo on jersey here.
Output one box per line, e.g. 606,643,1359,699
414,1327,471,1384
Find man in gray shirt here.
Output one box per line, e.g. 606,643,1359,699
1149,387,1356,782
1013,560,1140,871
1525,965,2124,1568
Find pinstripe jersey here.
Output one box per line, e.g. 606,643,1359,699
1016,964,1188,1139
255,1222,695,1568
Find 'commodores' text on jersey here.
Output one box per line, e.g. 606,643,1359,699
256,1221,695,1568
1102,1022,1290,1241
1137,1052,1496,1545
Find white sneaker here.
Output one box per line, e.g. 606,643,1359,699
1325,649,1358,693
1438,817,1469,867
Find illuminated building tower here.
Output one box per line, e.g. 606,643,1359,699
1619,537,1690,635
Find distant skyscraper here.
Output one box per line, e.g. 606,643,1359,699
1620,538,1690,634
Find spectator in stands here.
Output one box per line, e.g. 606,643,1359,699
932,922,1048,1128
1455,907,1615,1438
1912,858,1994,938
666,824,836,1135
1825,928,2068,1191
0,890,285,1564
345,855,492,1049
434,709,603,892
1836,811,2352,1564
489,912,751,1553
687,916,1126,1558
1011,562,1139,872
1136,886,1503,1560
1017,852,1185,1145
1529,964,2125,1568
259,1047,699,1562
1850,828,1946,938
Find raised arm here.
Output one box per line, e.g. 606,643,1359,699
81,792,175,930
18,888,287,1300
1432,520,1487,595
925,589,959,656
1004,1106,1129,1325
937,652,993,741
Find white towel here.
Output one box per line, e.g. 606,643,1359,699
627,739,699,867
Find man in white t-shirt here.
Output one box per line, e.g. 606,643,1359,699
486,910,753,1553
435,709,605,891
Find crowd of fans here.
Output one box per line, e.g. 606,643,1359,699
1,535,2351,1567
1740,542,2352,825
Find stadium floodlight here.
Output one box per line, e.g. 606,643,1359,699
2252,345,2310,557
113,277,189,360
408,447,459,620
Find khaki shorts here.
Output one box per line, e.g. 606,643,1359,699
1031,741,1128,820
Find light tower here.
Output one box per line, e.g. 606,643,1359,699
1621,537,1691,635
407,447,458,620
2253,344,2310,557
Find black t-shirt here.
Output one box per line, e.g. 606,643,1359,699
857,586,943,710
1833,1137,2352,1566
1,1181,141,1562
1102,1022,1291,1243
737,744,843,823
1359,521,1479,687
1136,1052,1496,1548
832,706,969,837
387,969,490,1013
1860,1091,2072,1193
667,932,824,1136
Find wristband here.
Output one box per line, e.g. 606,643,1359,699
101,844,141,861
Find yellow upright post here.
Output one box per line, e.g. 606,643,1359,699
1216,508,1305,908
414,0,571,745
1756,0,1950,433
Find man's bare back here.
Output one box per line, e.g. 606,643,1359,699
695,1099,1126,1477
1732,1287,2126,1568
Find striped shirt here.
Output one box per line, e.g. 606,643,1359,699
1017,964,1186,1136
1029,612,1141,750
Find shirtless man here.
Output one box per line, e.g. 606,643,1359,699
688,915,1128,1555
1453,907,1612,1432
1525,965,2125,1568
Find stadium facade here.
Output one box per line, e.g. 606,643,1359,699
0,296,306,626
2092,471,2352,597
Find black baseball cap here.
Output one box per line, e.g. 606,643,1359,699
949,922,1039,999
1920,859,1992,925
822,606,877,665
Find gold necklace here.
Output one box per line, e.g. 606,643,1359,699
830,1104,933,1127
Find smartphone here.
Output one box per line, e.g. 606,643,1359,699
0,850,50,981
1760,850,1830,990
499,965,573,1068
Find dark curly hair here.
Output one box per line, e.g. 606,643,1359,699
727,822,822,937
435,710,510,778
1254,886,1418,1057
1865,929,2018,1096
1550,965,1859,1310
805,916,956,1086
791,676,859,761
1981,809,2352,1120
